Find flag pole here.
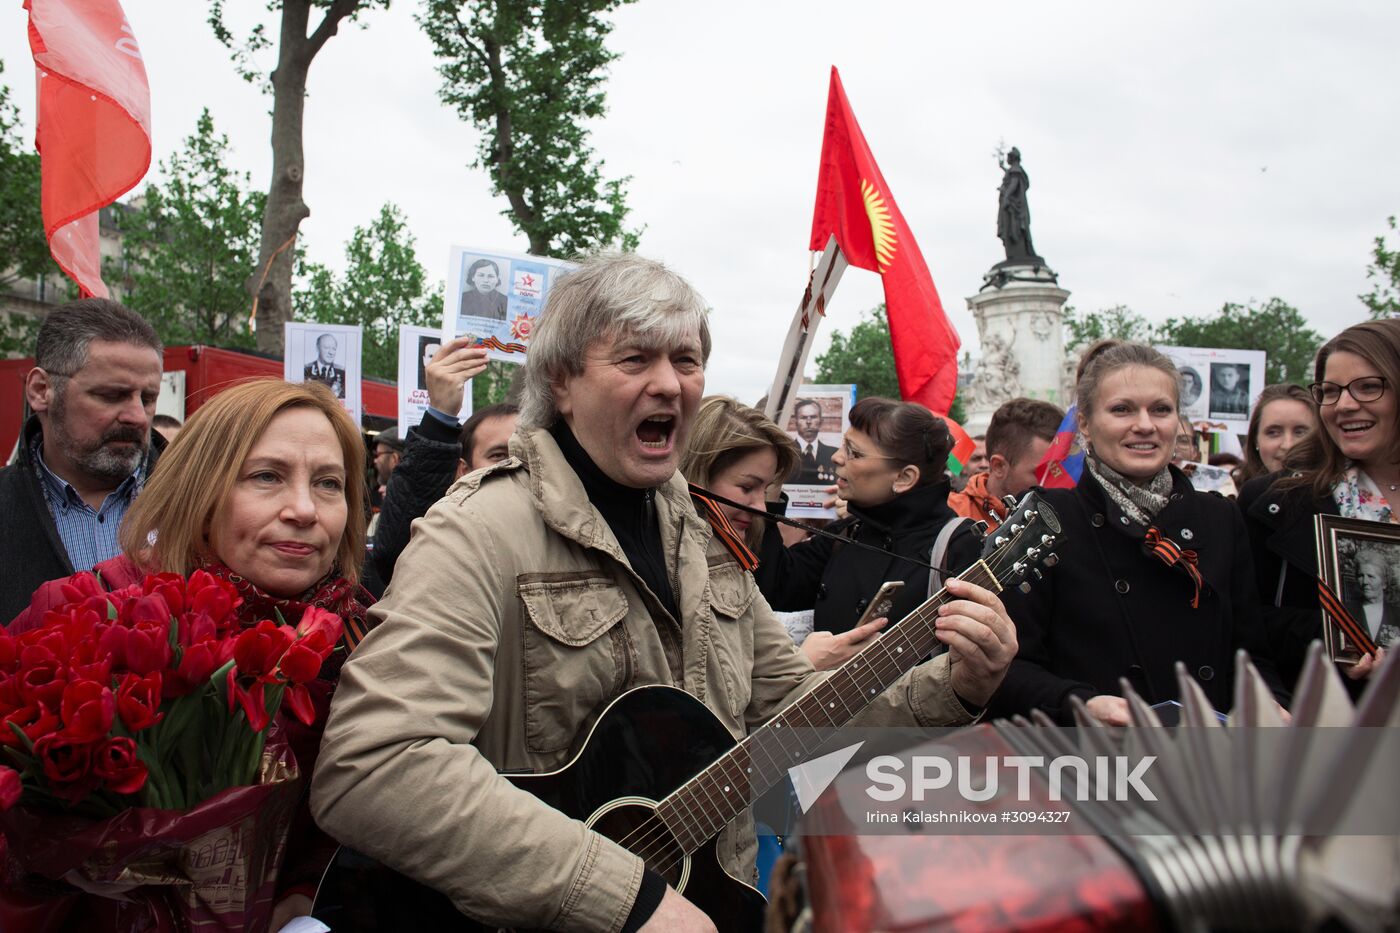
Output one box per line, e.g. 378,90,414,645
763,235,849,433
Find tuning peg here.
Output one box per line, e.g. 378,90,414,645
972,520,989,538
1032,568,1043,580
1018,581,1032,593
1043,553,1059,567
1002,495,1019,511
993,535,1008,548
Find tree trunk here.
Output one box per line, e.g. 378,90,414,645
249,0,360,354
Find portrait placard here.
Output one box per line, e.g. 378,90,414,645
1157,345,1266,435
397,324,472,428
284,322,362,425
782,383,856,520
444,246,577,365
1314,514,1400,664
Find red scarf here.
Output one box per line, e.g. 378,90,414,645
200,562,376,653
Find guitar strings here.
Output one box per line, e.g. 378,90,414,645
603,557,1019,873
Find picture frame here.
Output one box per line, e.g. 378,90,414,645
1314,514,1399,663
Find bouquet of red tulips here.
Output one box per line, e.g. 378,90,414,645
0,569,343,932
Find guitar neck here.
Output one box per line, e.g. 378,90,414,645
656,559,1003,854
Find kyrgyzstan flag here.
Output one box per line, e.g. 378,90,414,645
810,66,960,414
26,0,152,298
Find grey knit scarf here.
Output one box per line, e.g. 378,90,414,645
1084,453,1173,528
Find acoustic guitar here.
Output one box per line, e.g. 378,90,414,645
312,493,1062,931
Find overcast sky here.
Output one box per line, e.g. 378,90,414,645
3,1,1398,401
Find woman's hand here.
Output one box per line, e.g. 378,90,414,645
269,893,313,931
1344,646,1387,681
936,577,1018,707
425,337,490,414
820,485,848,520
1084,695,1131,726
801,617,890,671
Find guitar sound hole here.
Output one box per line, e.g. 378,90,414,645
588,800,689,890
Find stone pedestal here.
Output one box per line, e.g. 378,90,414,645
963,263,1071,435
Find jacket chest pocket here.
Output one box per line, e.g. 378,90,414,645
707,564,756,720
517,573,631,755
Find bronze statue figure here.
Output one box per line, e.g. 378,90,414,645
996,147,1041,265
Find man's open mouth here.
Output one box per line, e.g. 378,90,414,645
636,415,676,450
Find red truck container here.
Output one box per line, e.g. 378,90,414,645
2,345,400,457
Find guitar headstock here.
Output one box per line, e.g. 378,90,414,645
978,491,1063,595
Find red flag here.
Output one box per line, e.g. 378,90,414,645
26,0,151,299
810,66,960,414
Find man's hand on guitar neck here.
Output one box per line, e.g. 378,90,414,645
935,577,1019,709
639,886,717,932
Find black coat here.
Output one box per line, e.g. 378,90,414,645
757,480,981,635
0,416,164,624
1237,473,1343,690
991,466,1286,724
370,411,463,587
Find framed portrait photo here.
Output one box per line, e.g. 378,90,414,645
1314,514,1399,663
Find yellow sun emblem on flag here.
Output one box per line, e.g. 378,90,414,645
860,178,897,272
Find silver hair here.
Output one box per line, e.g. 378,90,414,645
518,253,711,429
35,298,162,381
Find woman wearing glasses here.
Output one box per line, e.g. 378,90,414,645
759,396,984,668
1240,318,1400,685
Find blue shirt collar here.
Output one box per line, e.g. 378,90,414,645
31,433,145,512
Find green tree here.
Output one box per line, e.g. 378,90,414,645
1061,304,1154,354
299,202,441,380
1361,215,1400,320
208,0,391,354
112,109,265,348
420,0,640,258
0,58,54,295
812,304,967,421
1157,298,1324,385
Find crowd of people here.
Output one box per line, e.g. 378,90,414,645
0,258,1394,929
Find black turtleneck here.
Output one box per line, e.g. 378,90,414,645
551,422,679,622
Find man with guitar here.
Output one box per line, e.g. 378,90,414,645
311,253,1020,932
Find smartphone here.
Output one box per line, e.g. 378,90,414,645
854,581,905,629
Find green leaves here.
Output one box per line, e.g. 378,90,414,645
1066,299,1325,386
814,305,901,401
1361,215,1400,320
297,202,442,380
0,58,56,296
420,0,640,257
111,109,265,349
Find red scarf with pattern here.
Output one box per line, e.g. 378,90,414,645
200,562,375,653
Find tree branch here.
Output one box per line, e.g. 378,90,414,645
305,0,362,63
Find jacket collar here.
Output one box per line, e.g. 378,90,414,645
511,426,705,565
1243,473,1335,570
1078,462,1198,542
849,479,958,538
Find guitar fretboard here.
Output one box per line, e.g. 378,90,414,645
656,560,1002,853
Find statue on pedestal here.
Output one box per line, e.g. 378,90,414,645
996,147,1042,266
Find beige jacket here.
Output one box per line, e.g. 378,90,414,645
311,428,976,931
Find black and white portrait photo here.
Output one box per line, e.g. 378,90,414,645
1178,366,1204,409
1343,543,1400,649
458,258,509,321
304,332,347,399
417,334,441,392
1209,362,1251,418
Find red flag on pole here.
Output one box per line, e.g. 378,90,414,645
810,66,960,414
26,0,151,299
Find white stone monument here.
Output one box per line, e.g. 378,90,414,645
962,147,1071,435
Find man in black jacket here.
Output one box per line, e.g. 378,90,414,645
0,299,164,623
369,335,517,587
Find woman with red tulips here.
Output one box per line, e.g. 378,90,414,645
6,378,372,929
